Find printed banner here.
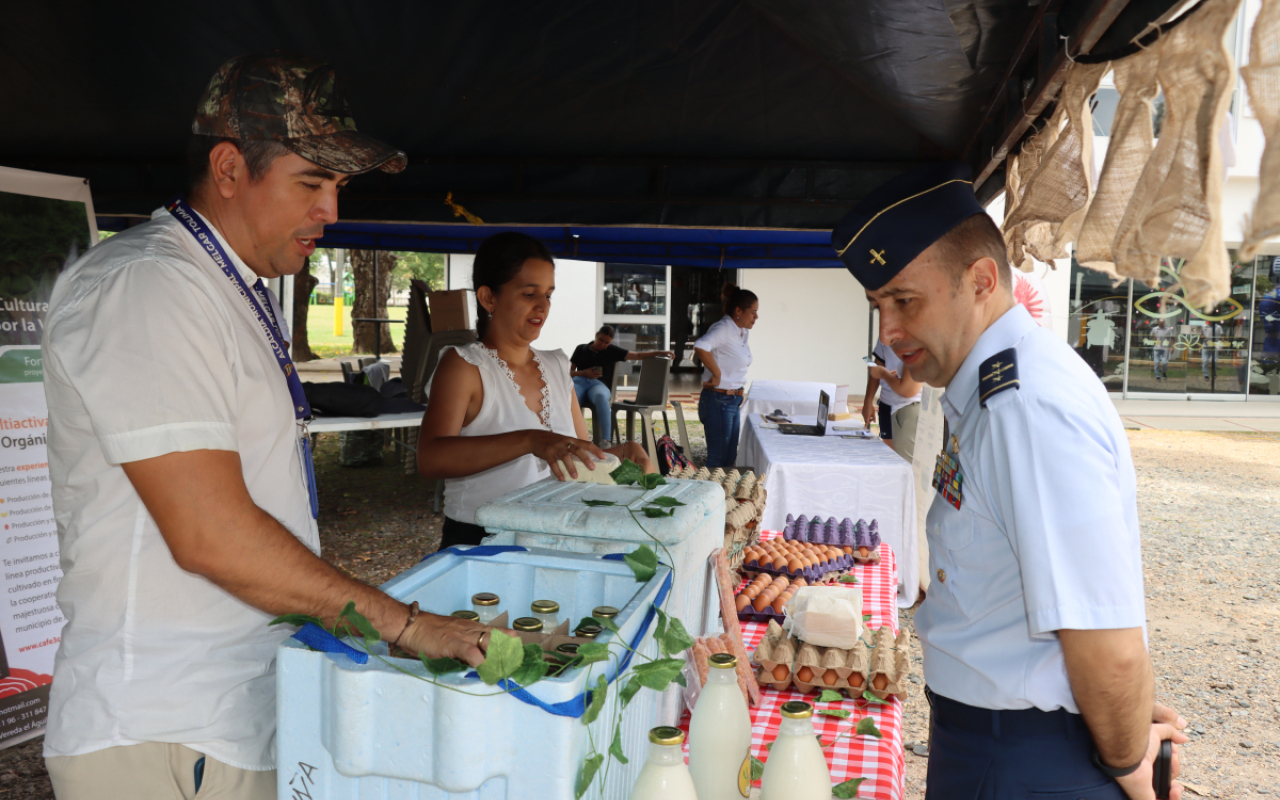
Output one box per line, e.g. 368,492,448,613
0,167,96,748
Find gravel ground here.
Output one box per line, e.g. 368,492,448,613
1,426,1273,799
900,429,1280,799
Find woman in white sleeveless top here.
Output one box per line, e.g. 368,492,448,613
419,233,654,548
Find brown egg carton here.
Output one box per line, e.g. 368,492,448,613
669,466,768,570
751,620,911,699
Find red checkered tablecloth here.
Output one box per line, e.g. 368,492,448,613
682,531,905,799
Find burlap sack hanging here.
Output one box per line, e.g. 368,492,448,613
1002,61,1110,266
1004,121,1056,271
1239,0,1280,260
1076,48,1162,277
1112,0,1242,307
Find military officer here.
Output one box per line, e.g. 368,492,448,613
832,162,1187,800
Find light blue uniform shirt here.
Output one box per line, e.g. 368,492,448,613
915,304,1146,713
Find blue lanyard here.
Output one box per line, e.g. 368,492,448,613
167,198,318,519
166,198,312,423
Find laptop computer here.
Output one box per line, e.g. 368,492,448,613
778,391,829,436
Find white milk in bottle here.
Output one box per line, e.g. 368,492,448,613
688,652,752,800
628,726,699,800
760,701,832,800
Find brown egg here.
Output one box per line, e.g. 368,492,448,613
796,666,815,683
842,546,853,555
773,577,789,591
850,673,865,688
859,546,870,558
793,578,807,587
742,587,758,600
823,669,839,686
772,664,790,681
758,554,774,568
787,557,803,573
872,674,889,691
735,594,751,612
752,594,772,612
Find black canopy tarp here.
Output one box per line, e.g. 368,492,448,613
2,1,1180,257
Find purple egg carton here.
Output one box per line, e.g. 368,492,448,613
784,514,880,548
736,604,787,624
742,550,854,581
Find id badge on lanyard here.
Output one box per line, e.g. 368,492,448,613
167,198,319,519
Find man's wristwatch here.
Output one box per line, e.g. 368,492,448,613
1091,750,1143,778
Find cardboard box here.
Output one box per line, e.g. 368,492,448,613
427,289,474,332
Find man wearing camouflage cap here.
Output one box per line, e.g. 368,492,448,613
41,53,495,799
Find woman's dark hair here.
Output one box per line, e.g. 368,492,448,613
725,288,759,316
472,232,555,336
597,325,616,338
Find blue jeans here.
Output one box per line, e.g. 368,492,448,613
573,377,612,441
699,389,741,469
1153,349,1169,377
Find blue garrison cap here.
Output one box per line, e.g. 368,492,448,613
831,161,985,290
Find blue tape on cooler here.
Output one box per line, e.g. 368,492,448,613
601,553,629,561
419,545,528,562
292,623,369,664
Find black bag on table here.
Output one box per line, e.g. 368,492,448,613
302,381,382,418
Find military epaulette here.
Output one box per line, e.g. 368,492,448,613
979,347,1019,408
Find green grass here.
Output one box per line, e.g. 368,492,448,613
303,304,408,359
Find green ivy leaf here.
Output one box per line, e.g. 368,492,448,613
608,724,630,764
582,674,609,725
818,708,852,719
609,459,644,486
750,754,765,781
592,616,621,633
476,630,524,685
855,717,883,738
861,689,889,705
269,613,326,629
576,642,612,665
510,643,550,686
624,545,659,582
838,575,858,584
862,613,872,622
647,495,685,507
631,657,686,691
619,675,644,707
832,777,869,799
421,655,468,675
582,499,617,507
642,506,676,518
575,753,605,799
637,472,667,490
817,689,844,703
654,607,694,656
336,601,382,645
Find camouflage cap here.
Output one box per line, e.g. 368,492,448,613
193,52,406,175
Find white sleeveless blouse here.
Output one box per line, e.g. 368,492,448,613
430,342,577,524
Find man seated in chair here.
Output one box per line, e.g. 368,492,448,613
570,325,673,445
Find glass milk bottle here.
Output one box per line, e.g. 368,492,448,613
688,652,752,800
629,726,699,800
760,701,832,800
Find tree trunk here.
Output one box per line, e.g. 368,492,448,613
350,249,399,355
291,261,319,362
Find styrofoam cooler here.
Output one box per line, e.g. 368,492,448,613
475,478,726,724
277,546,670,799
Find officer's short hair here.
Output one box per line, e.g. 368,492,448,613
187,135,290,194
932,213,1012,292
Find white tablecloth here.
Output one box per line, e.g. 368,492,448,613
742,380,838,419
739,413,919,606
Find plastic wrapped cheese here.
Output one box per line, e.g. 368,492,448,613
558,452,622,484
781,586,863,649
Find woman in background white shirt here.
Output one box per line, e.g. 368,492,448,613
694,288,759,468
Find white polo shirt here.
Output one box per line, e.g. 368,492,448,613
695,315,752,390
41,208,320,770
914,304,1146,713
